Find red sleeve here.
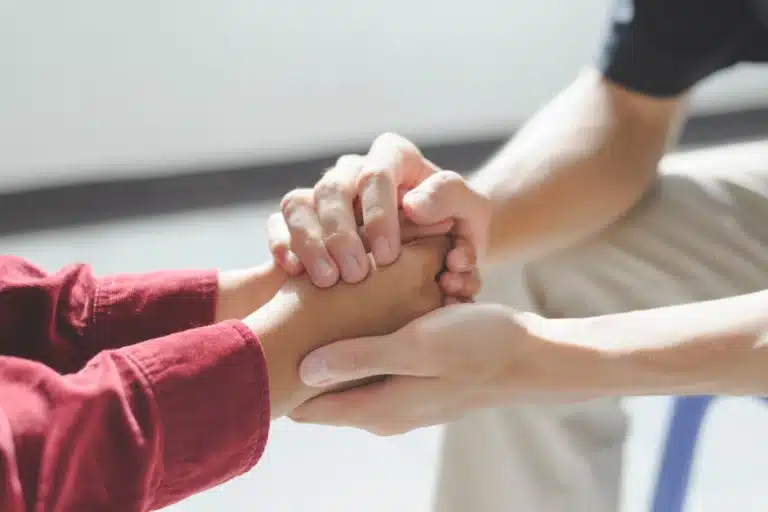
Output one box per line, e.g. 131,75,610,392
0,320,271,511
0,255,219,373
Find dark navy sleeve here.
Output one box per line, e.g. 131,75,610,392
597,0,755,97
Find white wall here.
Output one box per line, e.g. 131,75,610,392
1,0,767,192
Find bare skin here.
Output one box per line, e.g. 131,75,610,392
244,236,450,418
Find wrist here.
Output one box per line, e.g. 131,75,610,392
512,314,624,399
243,286,319,418
215,261,287,323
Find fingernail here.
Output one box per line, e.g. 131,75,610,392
342,253,364,281
373,237,394,262
301,357,332,386
315,258,334,278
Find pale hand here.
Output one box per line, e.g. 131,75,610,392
290,303,601,435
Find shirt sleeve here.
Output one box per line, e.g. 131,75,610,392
597,0,755,97
0,320,270,511
0,255,220,373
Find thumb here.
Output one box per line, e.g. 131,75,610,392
402,171,490,256
299,331,418,387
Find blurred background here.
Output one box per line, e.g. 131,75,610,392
2,0,768,510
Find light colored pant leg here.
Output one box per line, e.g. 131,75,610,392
433,141,768,512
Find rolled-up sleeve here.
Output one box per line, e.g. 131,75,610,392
0,255,222,373
0,321,270,511
0,256,271,510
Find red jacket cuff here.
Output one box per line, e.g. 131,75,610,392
122,320,270,508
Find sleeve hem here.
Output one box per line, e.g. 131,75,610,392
121,321,270,508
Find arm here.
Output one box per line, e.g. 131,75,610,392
289,291,768,433
473,0,754,262
539,290,768,397
0,321,269,512
472,69,685,262
0,238,446,510
0,256,277,510
267,73,684,282
0,255,285,373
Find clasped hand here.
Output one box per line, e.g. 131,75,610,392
244,235,454,418
264,133,546,435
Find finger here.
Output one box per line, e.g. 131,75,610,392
290,378,394,428
280,189,339,287
299,331,427,387
352,196,364,227
439,270,481,298
446,238,476,273
444,295,461,306
358,133,438,266
403,170,489,257
314,155,369,283
400,216,455,243
266,212,304,276
357,165,399,266
290,376,444,436
358,215,454,252
365,134,439,188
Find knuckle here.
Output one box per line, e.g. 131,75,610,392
291,236,325,258
280,188,311,213
433,170,466,189
316,198,354,225
334,154,364,170
322,229,357,253
313,178,345,201
373,132,418,155
373,131,404,147
283,223,324,254
357,165,391,187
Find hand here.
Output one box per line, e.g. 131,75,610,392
267,133,491,301
245,236,451,418
215,261,288,323
289,303,601,435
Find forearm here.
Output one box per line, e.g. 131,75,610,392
545,290,768,397
471,69,683,262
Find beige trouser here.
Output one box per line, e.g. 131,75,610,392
433,141,768,512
